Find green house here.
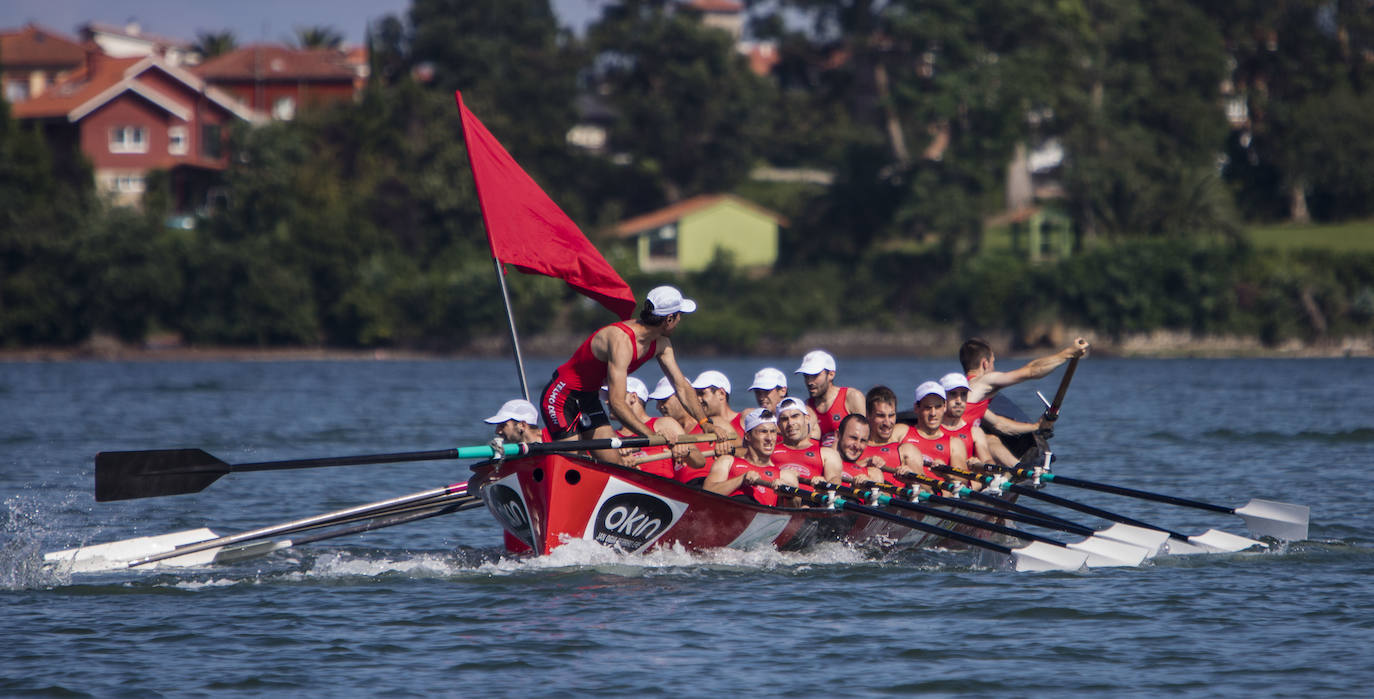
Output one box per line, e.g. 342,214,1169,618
613,194,785,273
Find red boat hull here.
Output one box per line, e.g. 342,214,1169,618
469,453,1005,556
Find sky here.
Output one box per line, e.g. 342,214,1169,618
3,0,603,45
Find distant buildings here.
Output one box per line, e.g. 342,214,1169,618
614,194,784,273
1,20,367,210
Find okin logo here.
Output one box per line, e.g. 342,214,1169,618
591,493,674,551
487,484,533,545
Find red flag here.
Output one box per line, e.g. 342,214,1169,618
455,91,636,319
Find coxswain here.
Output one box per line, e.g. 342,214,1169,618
861,386,909,481
750,367,821,440
834,413,885,484
960,336,1089,432
703,409,799,506
771,396,841,486
484,398,544,444
796,350,866,447
897,381,972,484
540,285,712,463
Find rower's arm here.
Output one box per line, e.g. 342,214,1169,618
980,338,1089,391
948,436,969,470
820,447,843,485
897,443,923,473
605,334,654,439
843,389,866,419
806,406,821,441
979,409,1039,436
702,455,745,495
656,343,711,428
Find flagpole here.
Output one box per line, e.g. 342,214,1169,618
492,257,531,401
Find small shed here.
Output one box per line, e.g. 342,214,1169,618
613,194,785,273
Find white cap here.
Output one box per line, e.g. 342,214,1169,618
646,285,697,316
776,396,807,416
914,381,946,404
691,370,732,394
600,377,649,403
484,399,539,426
938,372,971,392
743,409,778,433
749,367,787,390
795,350,836,375
647,376,675,400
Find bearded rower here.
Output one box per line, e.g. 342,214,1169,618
692,370,744,450
834,414,886,484
796,350,865,447
540,285,711,463
749,367,820,440
484,399,545,444
771,397,842,486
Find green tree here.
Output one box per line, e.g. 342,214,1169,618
293,25,344,50
192,30,238,59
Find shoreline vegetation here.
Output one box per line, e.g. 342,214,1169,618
5,329,1372,363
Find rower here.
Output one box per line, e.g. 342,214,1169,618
750,367,821,440
771,396,841,486
834,413,885,484
647,376,720,486
484,399,544,444
703,409,799,506
938,372,1036,468
861,386,909,480
692,370,744,449
897,381,972,485
960,336,1089,436
606,377,680,478
796,350,865,447
540,285,712,463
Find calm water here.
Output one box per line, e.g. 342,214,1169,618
2,357,1371,697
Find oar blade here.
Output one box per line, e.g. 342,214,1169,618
1009,541,1088,572
43,528,221,573
95,449,230,501
1167,529,1262,555
1094,523,1170,556
1236,499,1310,541
1068,536,1150,568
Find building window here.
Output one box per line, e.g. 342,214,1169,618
272,96,296,121
114,175,146,193
200,124,222,159
4,80,28,102
648,224,678,259
168,126,188,155
109,126,148,154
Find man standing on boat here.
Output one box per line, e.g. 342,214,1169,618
540,285,712,463
797,350,866,447
960,337,1090,430
485,399,545,444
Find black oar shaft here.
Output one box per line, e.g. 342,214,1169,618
1046,356,1080,419
1008,484,1191,540
1044,474,1235,515
921,493,1096,536
849,490,1063,546
841,500,1013,555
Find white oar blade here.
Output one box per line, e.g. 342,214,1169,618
1166,529,1262,555
1068,536,1149,568
1236,499,1310,541
43,528,220,573
1095,523,1170,557
1010,541,1088,572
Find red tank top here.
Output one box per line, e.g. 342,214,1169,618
840,459,872,482
726,456,780,506
772,441,825,481
962,399,990,428
627,419,674,479
861,442,904,486
905,429,953,478
554,323,657,391
673,422,712,483
943,421,975,459
809,387,852,447
729,412,745,441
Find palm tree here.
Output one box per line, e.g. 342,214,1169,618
192,30,237,59
293,25,344,50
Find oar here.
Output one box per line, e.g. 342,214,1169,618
840,477,1152,565
1044,356,1080,422
832,481,1147,567
47,482,474,571
762,482,1087,572
875,465,1170,553
931,465,1263,554
990,465,1309,542
96,433,717,501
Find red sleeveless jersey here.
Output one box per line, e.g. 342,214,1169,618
860,442,904,486
553,323,657,391
673,421,712,484
729,412,746,441
627,418,674,479
943,420,975,460
809,386,853,447
773,441,825,481
904,429,952,478
962,399,989,428
726,455,780,506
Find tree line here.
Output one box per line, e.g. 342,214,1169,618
3,0,1374,351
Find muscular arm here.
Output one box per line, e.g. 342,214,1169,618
806,406,821,441
703,455,746,495
979,409,1040,436
969,338,1089,401
602,330,654,439
820,447,843,485
843,389,866,419
656,342,710,427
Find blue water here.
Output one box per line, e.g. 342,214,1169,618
2,357,1372,696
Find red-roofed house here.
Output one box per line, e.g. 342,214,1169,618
79,21,198,66
193,45,362,121
12,51,257,207
613,194,784,272
1,24,88,103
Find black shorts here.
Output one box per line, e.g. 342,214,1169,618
540,373,610,439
